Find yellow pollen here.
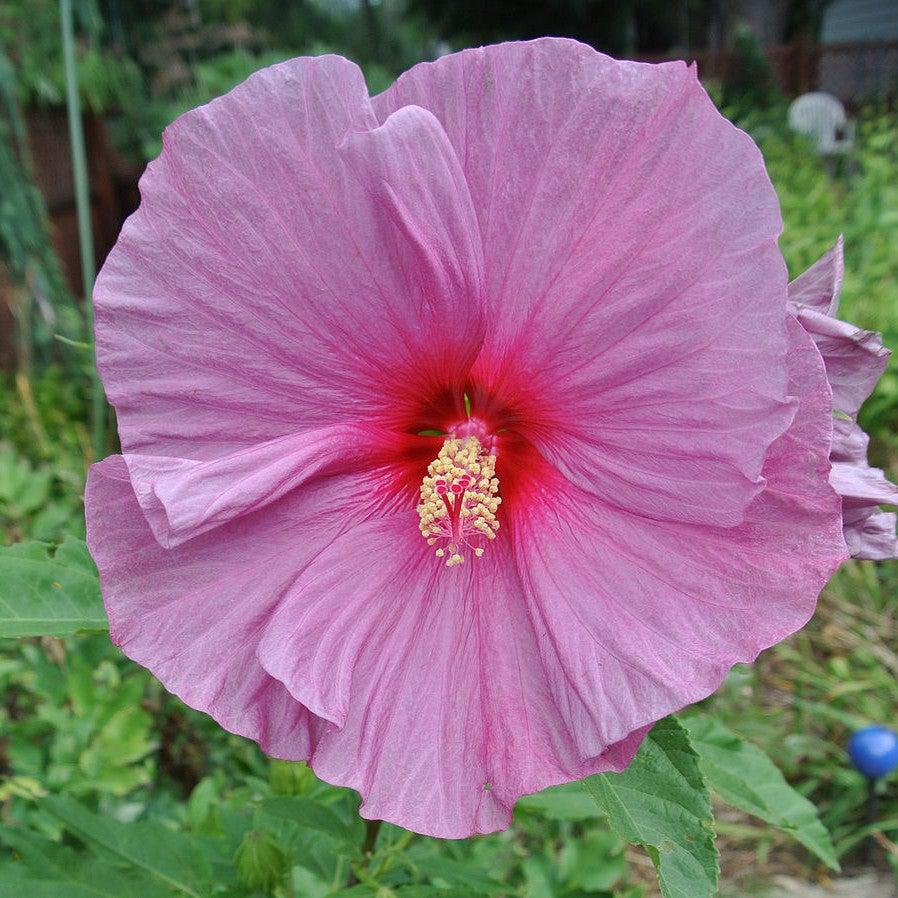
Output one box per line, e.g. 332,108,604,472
416,436,501,568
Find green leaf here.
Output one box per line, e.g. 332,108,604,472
516,781,603,821
583,717,718,898
422,857,506,894
0,443,52,517
0,878,146,898
561,830,628,891
269,759,318,796
329,888,488,898
0,868,172,898
396,889,487,897
680,714,839,870
0,824,77,880
42,794,212,897
0,540,107,637
187,778,224,835
0,826,172,898
260,796,358,844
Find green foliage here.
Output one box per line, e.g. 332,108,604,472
0,368,92,463
1,0,143,114
0,539,104,637
0,443,85,543
43,794,215,895
0,822,174,897
516,781,603,821
681,714,838,869
234,828,289,892
739,111,898,459
1,17,897,893
0,762,660,896
719,25,783,118
0,446,54,535
585,718,719,898
705,559,898,864
269,757,319,797
0,369,91,543
0,47,85,366
1,633,157,797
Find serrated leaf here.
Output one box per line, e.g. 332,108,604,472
0,540,107,637
681,714,839,870
583,717,718,898
42,794,211,897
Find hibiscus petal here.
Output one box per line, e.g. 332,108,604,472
843,508,898,560
84,454,393,757
788,235,844,315
830,460,898,506
89,450,647,841
258,515,647,838
335,103,484,429
126,423,392,548
789,240,897,559
827,420,898,557
376,38,794,528
790,306,889,418
511,317,846,752
96,54,483,466
831,416,869,464
788,238,889,417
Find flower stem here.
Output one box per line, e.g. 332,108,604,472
347,818,382,886
362,818,382,856
60,0,106,459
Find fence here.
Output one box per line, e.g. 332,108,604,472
639,40,898,105
0,110,139,368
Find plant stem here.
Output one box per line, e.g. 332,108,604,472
347,818,383,886
864,776,878,863
60,0,106,460
362,818,382,856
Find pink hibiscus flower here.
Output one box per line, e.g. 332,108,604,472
85,38,890,838
788,237,898,559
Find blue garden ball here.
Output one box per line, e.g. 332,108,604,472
848,726,898,779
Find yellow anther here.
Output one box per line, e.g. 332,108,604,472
416,436,500,567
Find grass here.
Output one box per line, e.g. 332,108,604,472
705,561,898,890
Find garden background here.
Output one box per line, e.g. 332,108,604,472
1,1,897,896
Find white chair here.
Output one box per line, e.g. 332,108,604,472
787,92,855,155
